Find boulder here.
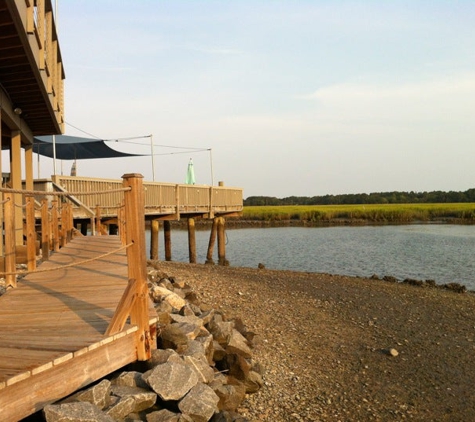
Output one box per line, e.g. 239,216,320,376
146,409,181,422
143,361,199,401
43,402,115,422
105,395,136,420
111,371,149,389
226,330,252,359
110,385,157,412
63,379,111,410
151,286,186,309
178,383,219,422
183,354,215,384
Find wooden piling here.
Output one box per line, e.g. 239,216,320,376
187,217,196,264
217,216,227,266
51,200,60,252
150,220,159,260
164,220,172,261
206,217,218,264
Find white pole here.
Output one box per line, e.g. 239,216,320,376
209,148,214,186
53,135,57,175
150,134,155,181
52,1,58,176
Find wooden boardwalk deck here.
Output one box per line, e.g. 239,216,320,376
0,236,157,421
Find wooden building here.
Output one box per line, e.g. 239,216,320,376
1,0,65,247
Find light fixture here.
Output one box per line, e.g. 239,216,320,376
14,107,22,115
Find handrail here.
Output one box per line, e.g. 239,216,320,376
0,174,152,360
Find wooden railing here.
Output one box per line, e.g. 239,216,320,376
44,175,243,219
1,174,152,360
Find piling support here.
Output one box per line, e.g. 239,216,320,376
164,220,172,261
4,193,16,287
187,217,196,264
206,217,218,264
217,216,228,266
150,220,159,261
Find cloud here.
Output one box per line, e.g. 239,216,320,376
297,73,475,125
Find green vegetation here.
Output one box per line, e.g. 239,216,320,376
244,189,475,206
242,203,475,223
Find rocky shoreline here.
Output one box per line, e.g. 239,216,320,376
19,260,475,421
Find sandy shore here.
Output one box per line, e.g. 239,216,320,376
157,261,475,421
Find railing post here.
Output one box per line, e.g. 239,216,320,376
4,194,16,288
41,199,50,260
26,196,36,272
51,200,60,252
60,204,67,247
118,203,126,245
122,173,151,361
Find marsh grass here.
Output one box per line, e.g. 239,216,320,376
242,203,475,223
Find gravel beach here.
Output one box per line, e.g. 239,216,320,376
158,261,475,422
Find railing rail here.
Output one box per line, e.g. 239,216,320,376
49,175,243,218
0,174,152,360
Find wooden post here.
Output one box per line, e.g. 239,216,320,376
187,217,196,264
51,200,60,252
26,196,36,272
164,220,172,261
150,219,159,261
11,131,23,245
122,173,152,361
217,216,227,266
4,194,16,287
60,204,68,247
206,217,218,264
95,205,102,236
118,203,126,245
41,199,50,260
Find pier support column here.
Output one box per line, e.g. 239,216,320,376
164,220,172,261
150,220,159,261
187,217,196,264
217,216,228,266
206,217,218,264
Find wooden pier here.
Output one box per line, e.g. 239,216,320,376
0,235,158,421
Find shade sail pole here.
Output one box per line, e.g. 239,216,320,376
209,148,214,186
150,134,155,181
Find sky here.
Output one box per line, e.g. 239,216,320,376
30,1,475,198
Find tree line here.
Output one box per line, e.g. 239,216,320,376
244,189,475,206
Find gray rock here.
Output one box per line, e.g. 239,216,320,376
151,286,186,309
211,410,250,422
105,395,136,420
63,379,111,410
43,402,115,422
171,313,204,327
112,371,149,389
208,321,234,346
147,348,183,368
226,330,252,359
244,371,264,394
110,385,157,412
161,324,190,349
146,409,181,422
183,354,215,384
213,382,246,411
178,383,219,422
143,361,199,401
212,341,227,362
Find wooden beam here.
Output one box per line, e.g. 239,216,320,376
150,219,159,261
0,334,138,421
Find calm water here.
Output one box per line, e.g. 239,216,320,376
147,225,475,290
